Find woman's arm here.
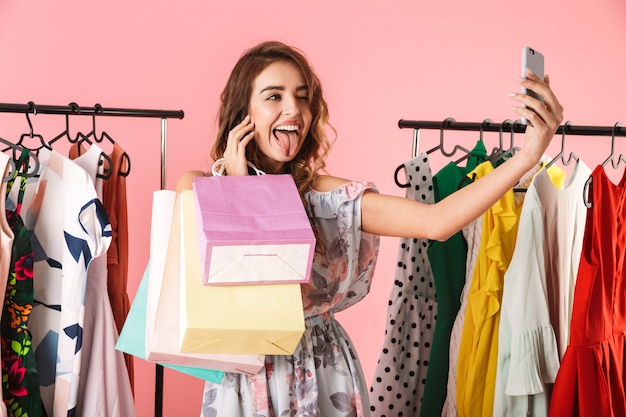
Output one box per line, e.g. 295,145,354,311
361,71,563,241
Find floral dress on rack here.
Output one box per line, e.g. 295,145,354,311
201,180,380,417
2,150,42,417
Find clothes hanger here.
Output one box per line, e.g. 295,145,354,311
394,128,420,188
48,102,89,146
544,121,579,170
584,122,624,208
454,118,492,166
80,104,130,178
75,130,114,180
15,102,52,153
426,117,472,158
487,119,513,164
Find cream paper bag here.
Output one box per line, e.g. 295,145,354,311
145,189,265,375
179,190,305,355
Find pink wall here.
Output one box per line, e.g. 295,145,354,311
1,1,625,416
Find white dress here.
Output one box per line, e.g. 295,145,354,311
70,144,136,417
15,149,112,417
492,160,591,417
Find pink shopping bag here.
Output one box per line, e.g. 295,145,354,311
192,174,316,286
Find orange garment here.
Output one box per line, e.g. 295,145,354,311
101,143,134,391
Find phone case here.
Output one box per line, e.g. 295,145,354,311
521,46,545,124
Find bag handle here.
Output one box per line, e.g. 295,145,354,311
211,158,266,176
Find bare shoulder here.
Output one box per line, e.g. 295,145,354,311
312,174,352,192
176,169,209,192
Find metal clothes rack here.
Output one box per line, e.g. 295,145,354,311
398,118,626,158
0,101,184,417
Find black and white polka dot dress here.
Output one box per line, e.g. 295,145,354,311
369,154,437,417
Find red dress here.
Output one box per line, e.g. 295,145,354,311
549,165,626,417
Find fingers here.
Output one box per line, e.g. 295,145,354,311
224,115,255,176
512,73,563,132
228,115,255,146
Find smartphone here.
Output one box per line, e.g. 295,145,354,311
521,46,545,124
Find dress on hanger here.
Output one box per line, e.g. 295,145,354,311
548,165,626,417
69,144,136,417
200,181,379,417
0,153,16,417
455,161,520,417
369,153,437,417
16,149,112,417
101,143,133,390
1,150,42,417
493,161,575,417
441,165,486,417
420,140,487,417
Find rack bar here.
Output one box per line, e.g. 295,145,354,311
0,102,184,119
398,119,625,137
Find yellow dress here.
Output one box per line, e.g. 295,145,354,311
455,160,564,417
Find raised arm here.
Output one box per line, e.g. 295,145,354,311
362,71,563,241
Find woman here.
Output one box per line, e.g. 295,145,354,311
177,40,563,416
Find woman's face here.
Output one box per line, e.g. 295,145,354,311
248,60,312,172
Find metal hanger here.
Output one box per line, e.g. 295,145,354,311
426,117,472,158
48,102,89,146
487,119,513,164
16,102,52,152
79,104,130,177
454,118,492,166
585,122,624,208
544,121,579,170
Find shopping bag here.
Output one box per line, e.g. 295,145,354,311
179,190,305,355
192,174,316,285
115,264,224,384
144,190,265,376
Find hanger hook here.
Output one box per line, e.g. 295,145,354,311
602,121,622,168
480,118,493,142
26,101,37,138
498,119,513,150
92,103,104,142
438,117,456,157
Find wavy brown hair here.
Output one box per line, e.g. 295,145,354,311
211,40,334,200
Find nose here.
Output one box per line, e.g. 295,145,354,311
282,95,301,116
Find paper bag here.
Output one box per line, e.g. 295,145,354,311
192,174,316,285
115,264,224,383
144,190,265,376
179,190,305,355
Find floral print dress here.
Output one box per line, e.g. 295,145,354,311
2,151,42,417
201,180,380,417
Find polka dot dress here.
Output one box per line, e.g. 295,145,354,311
369,154,437,417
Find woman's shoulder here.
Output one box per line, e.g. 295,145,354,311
175,169,209,192
311,174,352,193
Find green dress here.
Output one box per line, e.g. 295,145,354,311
2,151,42,417
419,140,487,417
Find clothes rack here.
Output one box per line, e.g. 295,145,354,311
0,101,184,417
398,119,625,158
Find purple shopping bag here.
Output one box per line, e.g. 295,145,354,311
192,174,316,286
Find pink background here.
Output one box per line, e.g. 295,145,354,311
1,1,625,416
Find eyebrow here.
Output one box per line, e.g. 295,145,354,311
259,85,308,94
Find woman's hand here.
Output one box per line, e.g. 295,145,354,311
512,70,564,167
223,114,255,176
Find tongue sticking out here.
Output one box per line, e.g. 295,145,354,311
273,130,298,157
